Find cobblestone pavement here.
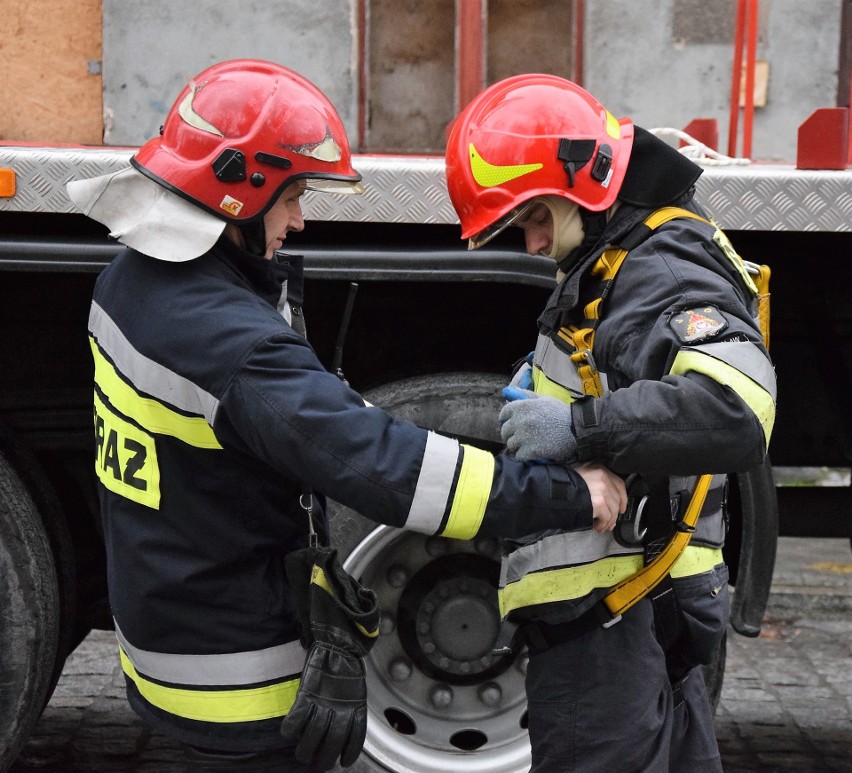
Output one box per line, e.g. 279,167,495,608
10,538,852,772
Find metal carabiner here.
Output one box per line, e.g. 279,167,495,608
300,492,319,548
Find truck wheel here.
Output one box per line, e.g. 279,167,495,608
0,455,61,772
329,373,532,773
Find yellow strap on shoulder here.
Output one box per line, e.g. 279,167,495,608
602,473,712,621
579,208,711,389
752,263,771,350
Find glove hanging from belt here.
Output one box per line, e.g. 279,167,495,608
280,545,380,770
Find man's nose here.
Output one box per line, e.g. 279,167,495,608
525,229,550,257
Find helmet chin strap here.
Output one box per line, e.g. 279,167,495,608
238,220,268,257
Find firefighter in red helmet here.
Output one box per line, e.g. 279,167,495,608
446,74,776,772
67,61,627,771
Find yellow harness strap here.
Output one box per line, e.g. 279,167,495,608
753,263,771,349
603,474,712,621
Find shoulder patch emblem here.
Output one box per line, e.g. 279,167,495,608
670,306,728,343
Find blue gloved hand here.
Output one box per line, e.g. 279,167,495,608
499,387,579,463
508,359,534,390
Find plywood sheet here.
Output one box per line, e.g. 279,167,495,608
0,0,103,144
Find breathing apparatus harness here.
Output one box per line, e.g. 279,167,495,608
560,206,771,628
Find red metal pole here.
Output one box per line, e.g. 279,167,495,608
742,0,759,159
456,0,486,114
728,0,747,157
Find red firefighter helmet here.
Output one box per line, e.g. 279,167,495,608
445,74,634,246
133,59,362,222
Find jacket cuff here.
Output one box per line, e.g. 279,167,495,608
571,396,610,462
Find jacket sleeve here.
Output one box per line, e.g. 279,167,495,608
215,332,593,540
570,225,777,477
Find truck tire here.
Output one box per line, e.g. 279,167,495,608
329,372,532,773
0,454,61,773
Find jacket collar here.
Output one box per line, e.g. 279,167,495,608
209,235,289,308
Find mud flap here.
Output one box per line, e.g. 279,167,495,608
729,455,778,637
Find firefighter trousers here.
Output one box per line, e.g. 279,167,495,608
523,597,723,772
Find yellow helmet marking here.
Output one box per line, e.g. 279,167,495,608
605,111,621,139
469,143,543,187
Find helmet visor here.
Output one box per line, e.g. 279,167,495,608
467,200,534,251
305,178,365,195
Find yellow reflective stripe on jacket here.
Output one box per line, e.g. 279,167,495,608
311,566,379,639
441,445,494,540
498,545,723,618
498,553,644,618
532,367,578,403
670,547,724,578
119,648,300,723
91,338,222,450
669,348,776,447
94,390,161,509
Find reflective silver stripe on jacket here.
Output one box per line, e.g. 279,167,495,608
114,622,306,686
686,341,776,399
501,529,642,587
89,301,220,424
404,430,461,534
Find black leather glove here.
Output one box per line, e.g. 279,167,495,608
281,547,380,770
281,641,367,769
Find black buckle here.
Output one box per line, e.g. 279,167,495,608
212,148,247,182
557,138,596,188
591,143,613,182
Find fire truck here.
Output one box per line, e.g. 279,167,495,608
1,1,849,771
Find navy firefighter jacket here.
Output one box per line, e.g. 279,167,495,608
497,197,777,627
88,234,594,751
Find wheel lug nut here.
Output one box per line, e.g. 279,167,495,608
386,564,408,588
479,682,502,707
380,612,396,635
423,642,436,654
425,537,449,556
430,684,454,708
389,657,412,681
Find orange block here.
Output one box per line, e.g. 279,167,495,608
0,168,16,197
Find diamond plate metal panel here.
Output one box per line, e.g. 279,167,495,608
2,147,851,232
695,166,852,232
303,157,456,224
0,147,134,213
